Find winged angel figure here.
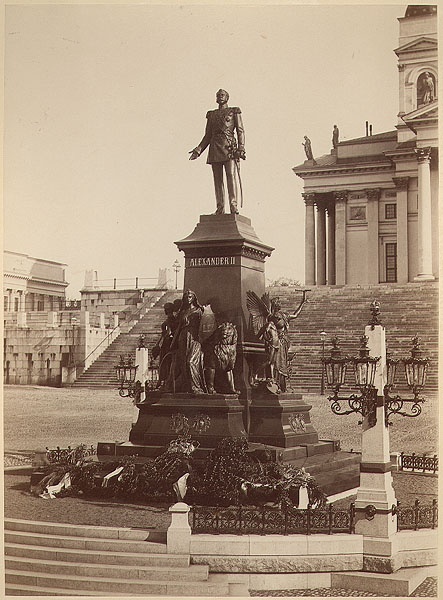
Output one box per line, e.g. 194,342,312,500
246,290,308,392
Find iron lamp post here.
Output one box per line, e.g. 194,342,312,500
323,304,430,428
323,335,379,426
115,354,139,398
383,336,429,426
172,260,181,290
144,357,160,393
320,330,327,395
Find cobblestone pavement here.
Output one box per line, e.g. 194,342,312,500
250,589,382,596
411,577,438,596
250,576,437,596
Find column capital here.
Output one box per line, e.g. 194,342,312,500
333,190,348,203
397,63,405,72
365,188,381,201
315,198,327,211
415,147,432,163
302,192,316,206
392,176,409,191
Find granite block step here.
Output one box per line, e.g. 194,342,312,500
5,570,230,596
5,583,123,596
4,518,165,541
331,566,438,596
6,556,209,581
5,543,189,567
5,530,168,553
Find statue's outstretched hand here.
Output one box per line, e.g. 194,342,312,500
236,148,246,160
189,149,200,160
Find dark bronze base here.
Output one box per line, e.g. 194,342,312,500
129,391,247,452
249,391,319,447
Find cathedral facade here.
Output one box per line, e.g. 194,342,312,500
293,5,438,286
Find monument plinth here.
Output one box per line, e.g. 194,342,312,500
127,392,246,459
176,213,273,340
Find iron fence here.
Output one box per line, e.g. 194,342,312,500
46,445,96,465
63,300,81,310
192,503,355,535
399,452,438,474
397,499,438,531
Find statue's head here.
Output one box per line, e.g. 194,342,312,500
271,297,281,313
182,289,198,307
164,302,174,316
216,89,229,104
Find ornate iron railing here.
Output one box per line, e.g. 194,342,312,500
45,445,96,465
192,504,355,535
63,299,81,310
399,452,438,474
397,499,438,531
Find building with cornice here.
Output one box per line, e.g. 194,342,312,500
293,5,438,286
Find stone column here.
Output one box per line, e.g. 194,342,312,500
414,148,434,281
393,177,409,283
316,200,327,285
303,193,316,286
5,289,11,312
19,291,26,312
327,202,336,285
355,320,398,568
17,293,27,326
334,191,347,285
135,346,149,406
366,189,380,284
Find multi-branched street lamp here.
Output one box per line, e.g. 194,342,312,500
172,260,181,290
323,307,429,427
115,335,160,399
384,336,429,426
323,335,380,427
320,330,327,395
115,354,139,398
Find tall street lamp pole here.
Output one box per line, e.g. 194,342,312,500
172,260,181,290
320,330,327,395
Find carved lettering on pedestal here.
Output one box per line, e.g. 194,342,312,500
187,256,236,268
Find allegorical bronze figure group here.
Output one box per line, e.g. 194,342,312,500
152,290,238,395
151,287,308,396
246,290,308,392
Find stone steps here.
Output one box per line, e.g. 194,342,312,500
73,291,181,388
6,556,209,581
74,283,438,392
4,518,232,597
331,565,438,596
281,283,438,393
5,570,229,596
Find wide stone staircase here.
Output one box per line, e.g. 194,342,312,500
279,282,438,394
73,290,182,389
73,282,438,394
4,518,232,596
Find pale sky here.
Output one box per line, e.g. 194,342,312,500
4,2,406,296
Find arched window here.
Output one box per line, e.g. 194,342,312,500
417,72,436,107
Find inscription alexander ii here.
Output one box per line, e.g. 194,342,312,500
186,256,237,267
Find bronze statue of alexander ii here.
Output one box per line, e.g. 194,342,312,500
189,89,245,215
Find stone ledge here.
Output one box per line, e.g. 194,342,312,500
191,533,363,558
190,554,363,573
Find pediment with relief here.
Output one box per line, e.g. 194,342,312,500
394,37,438,56
402,101,438,122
